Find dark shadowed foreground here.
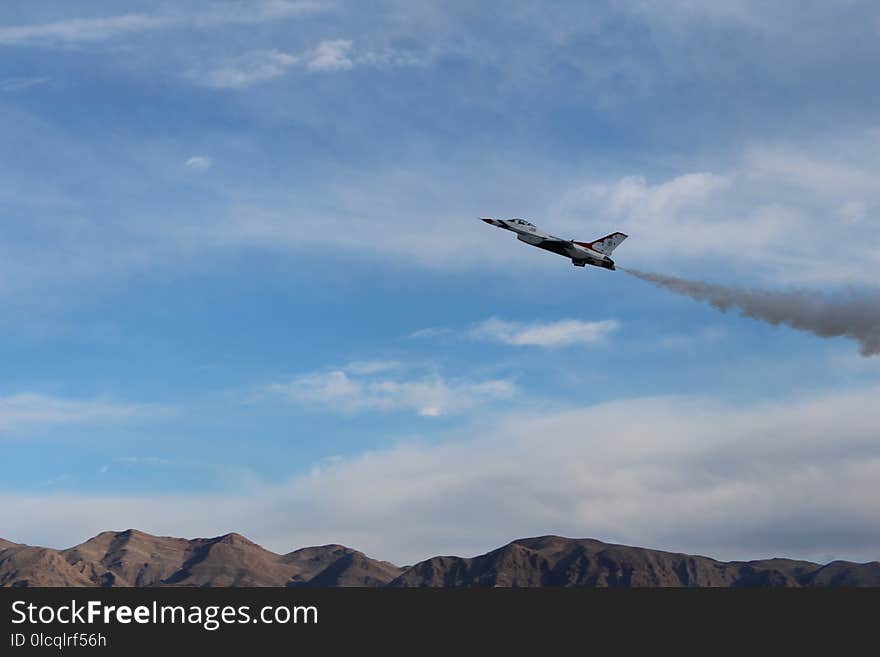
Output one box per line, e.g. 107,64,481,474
623,268,880,356
2,531,878,587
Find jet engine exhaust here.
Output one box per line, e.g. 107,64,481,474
621,268,880,356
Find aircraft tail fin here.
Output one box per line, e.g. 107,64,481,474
574,231,628,255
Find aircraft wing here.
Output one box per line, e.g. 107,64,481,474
517,233,572,256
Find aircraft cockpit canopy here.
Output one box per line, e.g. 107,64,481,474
512,218,535,227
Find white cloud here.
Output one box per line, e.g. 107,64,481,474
113,456,170,466
630,0,785,34
0,14,170,45
0,394,145,433
200,49,300,89
550,137,880,284
0,76,51,92
269,362,516,417
837,200,867,225
408,327,454,339
304,39,354,71
5,133,877,318
198,39,417,88
165,134,876,285
191,1,325,26
744,146,877,195
0,3,324,46
343,360,401,375
471,318,619,347
4,387,880,564
184,155,212,170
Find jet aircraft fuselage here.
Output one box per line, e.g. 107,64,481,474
480,218,627,269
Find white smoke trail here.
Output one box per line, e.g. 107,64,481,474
622,268,880,356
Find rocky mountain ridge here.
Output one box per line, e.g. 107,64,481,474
2,531,878,587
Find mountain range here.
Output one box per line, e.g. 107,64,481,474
2,531,878,587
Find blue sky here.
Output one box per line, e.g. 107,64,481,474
2,1,880,564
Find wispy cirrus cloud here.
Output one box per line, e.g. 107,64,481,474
200,49,300,88
0,2,324,46
0,14,170,46
198,40,416,88
113,456,171,466
471,318,619,347
0,76,51,92
411,318,620,348
0,394,148,433
184,155,212,170
342,360,401,375
268,362,515,417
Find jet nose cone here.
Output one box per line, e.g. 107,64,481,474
480,217,495,224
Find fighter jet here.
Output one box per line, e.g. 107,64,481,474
480,218,627,270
